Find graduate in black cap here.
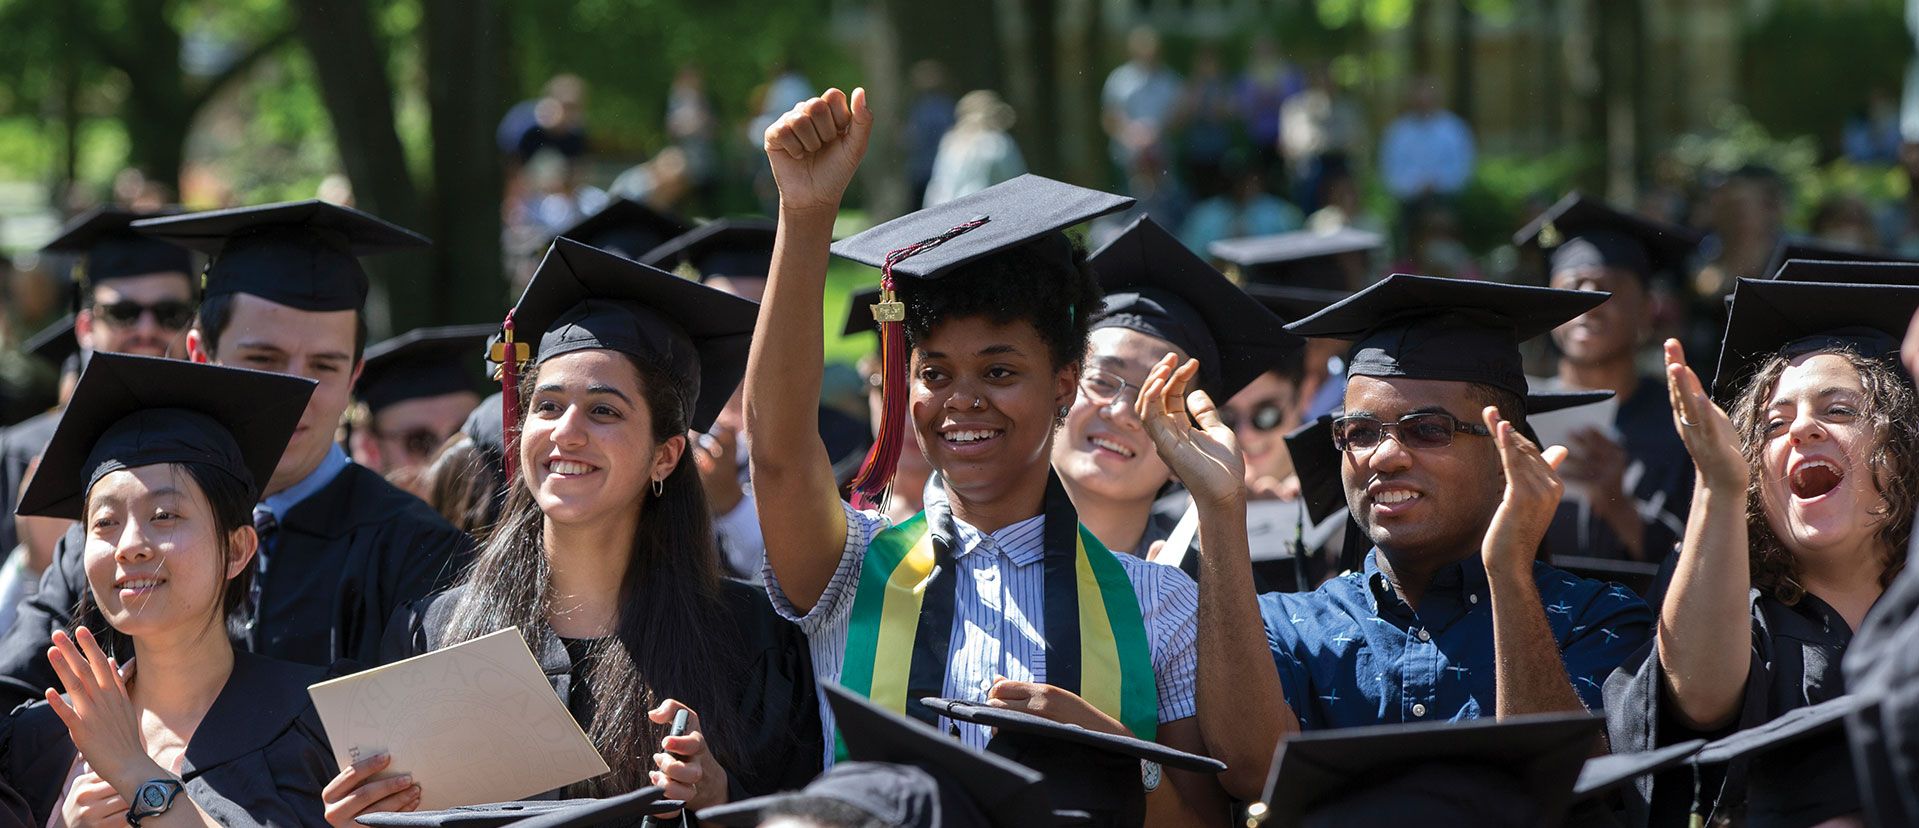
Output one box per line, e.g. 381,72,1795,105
1515,193,1700,568
554,197,691,263
347,324,493,497
749,89,1227,823
1155,273,1654,802
346,239,819,824
0,201,475,709
0,208,198,568
0,354,343,828
1606,277,1919,827
1052,215,1305,587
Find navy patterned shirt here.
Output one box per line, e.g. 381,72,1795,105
1259,548,1653,730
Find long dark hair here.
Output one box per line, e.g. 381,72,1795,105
440,350,744,796
1729,346,1919,603
72,461,257,655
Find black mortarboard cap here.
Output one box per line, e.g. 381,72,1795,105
1208,227,1382,290
1763,235,1896,280
1285,274,1610,407
355,789,682,828
1711,278,1919,404
1254,712,1602,828
830,174,1133,281
1513,192,1701,282
463,391,506,463
357,324,495,414
1690,694,1875,825
16,353,313,519
1571,739,1705,802
132,200,429,312
556,198,692,262
1693,695,1874,767
1770,258,1919,286
815,684,1052,827
41,207,194,288
922,696,1223,827
843,285,885,337
697,762,946,828
507,238,758,432
1244,285,1349,324
640,218,776,282
1088,216,1303,399
22,315,78,369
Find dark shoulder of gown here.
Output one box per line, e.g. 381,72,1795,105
0,650,339,828
1844,539,1919,826
1543,376,1693,566
0,409,58,554
0,464,475,709
1604,589,1859,827
384,580,822,801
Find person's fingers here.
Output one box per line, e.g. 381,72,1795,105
806,97,841,145
323,754,393,801
789,106,825,153
46,644,87,709
44,687,79,732
987,678,1035,701
772,119,807,160
662,729,708,759
846,87,875,150
332,777,416,817
1542,445,1570,470
1188,389,1224,432
74,627,116,692
653,753,704,786
356,785,423,818
820,88,851,133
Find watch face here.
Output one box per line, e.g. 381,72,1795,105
139,785,168,808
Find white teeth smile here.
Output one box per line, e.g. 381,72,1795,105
119,578,163,590
549,460,594,475
1375,490,1419,505
1090,436,1135,458
945,430,1001,444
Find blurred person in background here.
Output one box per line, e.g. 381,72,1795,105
1379,76,1475,209
1237,34,1304,182
922,90,1026,207
1179,158,1301,253
1102,25,1184,185
904,60,957,208
1176,45,1239,198
1282,65,1368,214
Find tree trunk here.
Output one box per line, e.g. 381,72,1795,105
857,0,911,223
290,0,428,337
994,0,1051,176
422,0,507,325
1053,0,1100,185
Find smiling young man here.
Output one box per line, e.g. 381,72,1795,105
1190,274,1655,801
0,201,475,707
0,208,198,557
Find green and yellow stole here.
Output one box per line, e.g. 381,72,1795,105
834,473,1157,758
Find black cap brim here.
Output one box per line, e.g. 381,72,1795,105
22,315,78,368
1258,712,1602,828
1572,739,1706,800
1208,228,1382,290
1513,192,1701,280
1244,285,1350,324
17,353,314,519
131,199,429,256
1711,278,1919,404
41,206,195,285
357,323,496,413
1763,236,1898,279
919,697,1226,774
843,285,886,337
1771,258,1919,285
824,684,1053,825
1692,694,1875,766
556,198,692,261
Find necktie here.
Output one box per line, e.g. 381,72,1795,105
246,505,278,631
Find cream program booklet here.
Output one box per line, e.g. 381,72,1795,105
307,627,609,810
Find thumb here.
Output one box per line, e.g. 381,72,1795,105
845,88,875,151
1542,445,1570,470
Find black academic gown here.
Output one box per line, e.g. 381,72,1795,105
0,650,338,828
0,409,59,553
1842,525,1919,827
1604,589,1861,827
382,579,822,802
0,463,474,708
1544,377,1693,567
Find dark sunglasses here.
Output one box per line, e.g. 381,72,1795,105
1220,401,1288,433
377,427,447,460
1332,412,1492,451
96,299,195,331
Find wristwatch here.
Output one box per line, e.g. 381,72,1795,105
126,778,185,826
1140,759,1163,793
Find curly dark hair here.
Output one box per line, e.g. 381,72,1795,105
898,235,1102,371
1728,346,1919,604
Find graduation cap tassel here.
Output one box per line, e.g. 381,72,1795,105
845,217,990,510
499,310,524,484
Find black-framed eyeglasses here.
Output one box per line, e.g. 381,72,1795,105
1221,401,1288,433
1079,367,1141,410
1331,412,1491,451
96,299,195,331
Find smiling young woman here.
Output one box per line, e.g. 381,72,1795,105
747,89,1230,824
0,354,339,828
1608,278,1919,827
326,240,821,827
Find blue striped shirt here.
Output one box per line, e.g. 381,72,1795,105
763,487,1200,761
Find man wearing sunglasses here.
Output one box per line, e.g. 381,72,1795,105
0,207,198,558
1186,274,1654,801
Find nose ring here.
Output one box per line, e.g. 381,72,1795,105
971,396,985,410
